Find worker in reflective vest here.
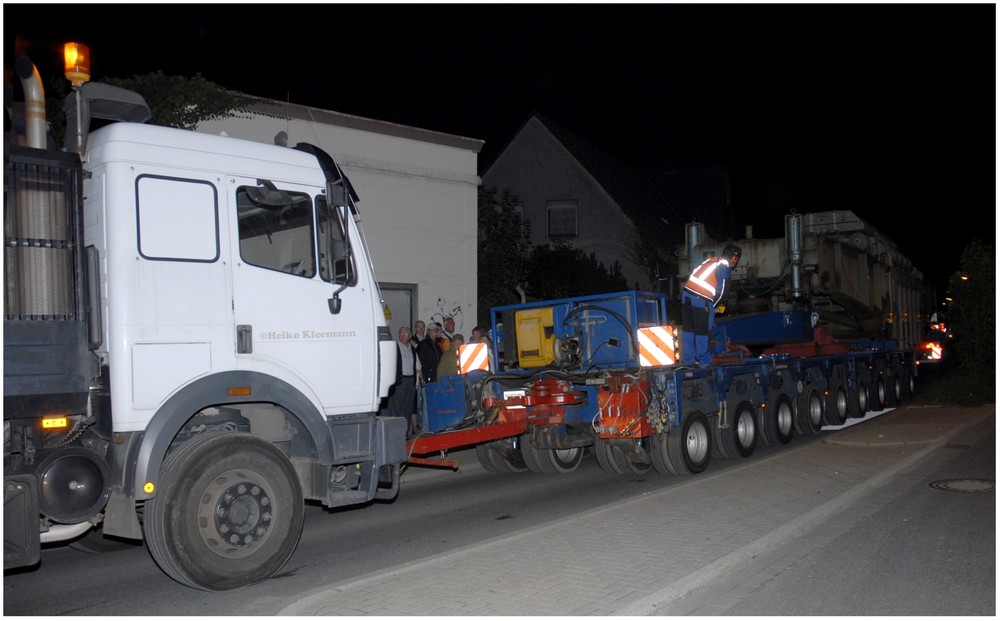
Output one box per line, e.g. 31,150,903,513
681,244,741,367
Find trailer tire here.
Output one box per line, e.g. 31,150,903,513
476,443,507,473
593,437,624,474
144,431,303,591
611,438,652,474
870,371,887,411
666,411,712,475
548,447,584,473
519,436,583,474
849,376,869,418
824,380,848,426
498,437,529,472
898,365,914,401
794,387,824,436
651,432,678,475
761,393,794,445
520,435,549,473
717,401,756,459
730,401,757,458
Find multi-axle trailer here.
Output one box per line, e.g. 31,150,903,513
406,290,917,475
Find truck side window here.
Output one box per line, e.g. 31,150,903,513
236,186,316,277
317,196,356,286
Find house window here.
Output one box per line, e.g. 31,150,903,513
547,200,577,238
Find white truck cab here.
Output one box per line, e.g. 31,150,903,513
4,66,405,591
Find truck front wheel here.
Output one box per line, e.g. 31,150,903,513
144,432,304,591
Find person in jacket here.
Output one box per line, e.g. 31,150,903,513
388,326,421,436
681,244,741,367
436,334,464,378
417,323,443,384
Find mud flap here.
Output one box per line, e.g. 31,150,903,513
4,474,40,569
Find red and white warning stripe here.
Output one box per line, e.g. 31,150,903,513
459,343,491,373
637,325,677,367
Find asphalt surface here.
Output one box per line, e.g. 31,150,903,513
273,403,994,616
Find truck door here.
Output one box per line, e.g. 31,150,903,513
229,178,376,413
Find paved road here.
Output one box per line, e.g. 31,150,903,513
280,403,994,615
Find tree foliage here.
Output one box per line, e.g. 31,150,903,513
525,239,628,301
44,71,265,143
477,186,532,325
103,72,264,130
945,239,995,380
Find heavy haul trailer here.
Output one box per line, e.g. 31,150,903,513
404,289,918,475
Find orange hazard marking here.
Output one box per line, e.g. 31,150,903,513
638,325,677,366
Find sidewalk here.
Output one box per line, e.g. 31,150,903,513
281,404,994,616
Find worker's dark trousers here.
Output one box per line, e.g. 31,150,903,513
681,291,715,367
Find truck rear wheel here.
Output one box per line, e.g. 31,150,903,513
144,432,304,591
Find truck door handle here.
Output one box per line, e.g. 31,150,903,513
237,325,253,354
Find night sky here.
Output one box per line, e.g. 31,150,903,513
6,3,995,300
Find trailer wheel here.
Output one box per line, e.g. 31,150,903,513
498,437,529,472
885,367,906,407
520,435,548,473
611,438,652,474
594,437,624,474
666,411,712,475
849,377,869,418
898,366,914,401
716,401,755,459
547,447,584,473
476,443,507,473
651,432,678,475
824,380,848,426
730,401,757,458
713,416,733,460
870,372,887,411
761,393,794,445
144,432,303,591
518,436,582,474
794,388,824,436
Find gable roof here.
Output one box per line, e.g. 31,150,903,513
490,112,683,252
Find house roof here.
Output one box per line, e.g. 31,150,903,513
489,112,683,251
248,99,485,154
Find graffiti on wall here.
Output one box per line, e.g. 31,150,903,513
427,297,464,332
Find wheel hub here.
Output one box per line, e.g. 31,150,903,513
217,482,270,546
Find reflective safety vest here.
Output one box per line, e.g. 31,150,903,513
684,256,731,304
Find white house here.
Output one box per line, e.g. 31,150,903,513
197,99,484,339
481,114,679,292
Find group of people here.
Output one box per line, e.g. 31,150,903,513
386,316,493,437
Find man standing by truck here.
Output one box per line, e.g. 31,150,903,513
681,244,741,367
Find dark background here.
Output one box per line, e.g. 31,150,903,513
6,4,995,300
